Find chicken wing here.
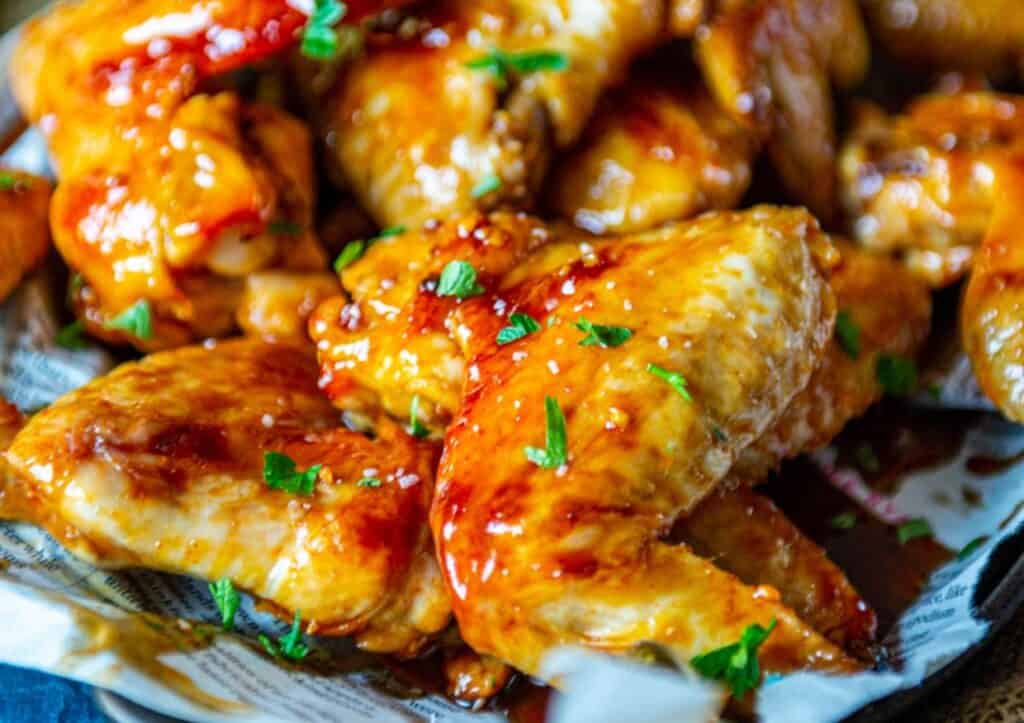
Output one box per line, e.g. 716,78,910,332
237,271,341,342
3,339,449,655
838,93,1024,287
0,170,51,303
548,66,757,234
321,0,665,227
695,0,869,218
10,0,408,349
861,0,1024,77
429,206,859,680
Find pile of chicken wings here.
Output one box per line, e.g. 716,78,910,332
0,0,1021,712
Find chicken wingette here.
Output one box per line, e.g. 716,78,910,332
0,170,51,304
3,339,449,655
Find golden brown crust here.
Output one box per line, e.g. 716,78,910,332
0,171,51,303
4,339,449,655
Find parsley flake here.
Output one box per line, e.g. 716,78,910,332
437,260,485,299
260,611,310,661
691,619,777,698
575,318,632,348
524,396,568,469
55,320,87,350
830,512,857,530
853,443,880,476
876,354,918,396
0,173,23,191
209,578,240,631
958,536,988,561
263,452,322,496
897,518,933,545
357,477,382,488
647,363,692,402
835,310,861,359
301,0,347,60
471,174,502,199
465,48,569,90
105,300,153,340
268,219,302,236
334,225,406,272
408,395,430,439
498,313,541,345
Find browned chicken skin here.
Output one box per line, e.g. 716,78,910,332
0,170,51,303
429,206,859,679
549,67,757,234
3,340,449,655
10,0,410,349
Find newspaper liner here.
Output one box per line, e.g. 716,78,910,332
2,124,1023,723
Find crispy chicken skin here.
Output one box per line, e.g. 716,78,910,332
838,93,1024,287
0,171,51,303
429,207,861,678
734,241,932,478
549,69,756,234
10,0,409,349
861,0,1024,77
695,0,868,218
3,340,449,655
677,487,876,657
323,0,665,227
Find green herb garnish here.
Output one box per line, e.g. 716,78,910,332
897,518,933,545
711,425,728,442
209,578,240,632
465,48,569,90
0,173,22,191
690,619,777,698
333,225,406,272
55,320,87,350
259,611,310,661
301,0,347,60
436,260,485,299
524,396,568,469
830,512,857,530
105,300,153,340
957,536,988,561
408,395,429,439
263,452,321,496
497,313,541,345
268,219,302,236
876,354,918,396
853,443,880,476
647,363,692,402
835,310,861,359
357,477,382,488
575,318,632,348
471,174,502,199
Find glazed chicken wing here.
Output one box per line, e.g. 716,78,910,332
10,0,408,349
0,170,51,303
548,66,757,234
322,0,665,227
695,0,869,218
428,206,860,679
3,339,449,655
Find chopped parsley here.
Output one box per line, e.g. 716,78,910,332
497,313,541,345
334,225,406,272
263,452,322,496
408,395,429,439
876,354,918,396
830,512,857,530
357,477,382,488
574,318,632,348
268,219,302,236
711,425,728,442
957,536,988,561
647,363,692,402
471,174,502,199
209,578,240,631
690,619,777,698
524,396,568,469
0,173,23,191
852,443,881,476
55,320,87,350
301,0,347,60
105,300,153,340
436,260,485,299
465,48,569,90
897,518,933,545
835,310,861,359
259,611,310,661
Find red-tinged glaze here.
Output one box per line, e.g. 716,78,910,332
0,169,51,303
430,206,862,679
3,339,449,655
10,0,411,350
